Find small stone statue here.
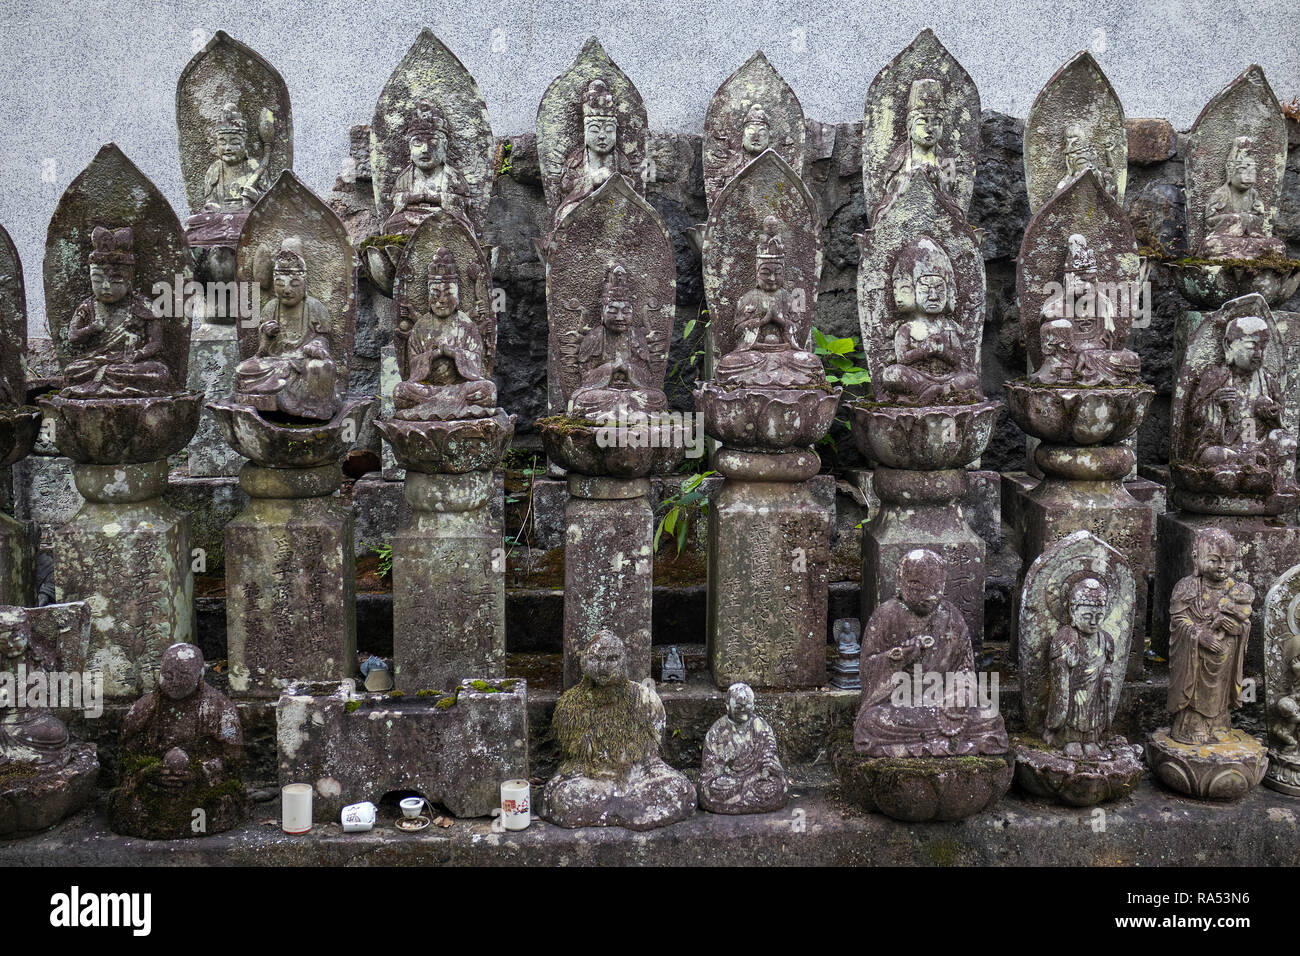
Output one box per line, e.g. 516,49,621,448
233,236,341,421
1185,313,1297,495
200,103,272,212
382,100,471,235
1055,123,1118,200
566,261,667,419
392,246,495,420
713,216,824,389
107,643,247,839
0,608,75,768
713,104,773,188
1031,233,1140,387
1044,577,1121,757
879,78,959,214
829,618,862,690
542,630,696,830
877,235,979,405
853,549,1007,756
660,645,686,683
555,78,634,224
1201,136,1286,259
63,227,173,398
1265,565,1300,794
1149,528,1267,799
699,682,790,814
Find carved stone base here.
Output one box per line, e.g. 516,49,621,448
51,460,195,699
1265,749,1300,796
393,471,505,690
107,767,247,841
1147,727,1267,800
1152,510,1300,670
225,465,356,697
861,467,985,654
708,458,830,689
563,476,653,688
277,678,528,821
0,509,34,607
1012,736,1144,806
832,740,1013,822
542,759,697,830
0,744,99,838
185,323,244,477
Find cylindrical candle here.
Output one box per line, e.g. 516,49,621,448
282,783,313,834
500,779,531,831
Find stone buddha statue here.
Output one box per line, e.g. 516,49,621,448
853,549,1008,757
714,216,824,389
107,642,246,839
392,246,496,421
383,100,471,235
877,235,980,405
880,78,958,212
0,607,71,769
234,237,341,421
1056,123,1117,200
1044,577,1122,758
567,261,666,419
1185,313,1297,494
1032,233,1140,386
1167,529,1252,745
1201,136,1286,259
714,103,773,186
555,78,634,224
699,681,790,814
200,103,270,211
543,630,696,829
63,226,172,399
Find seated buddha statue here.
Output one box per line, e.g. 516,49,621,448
876,235,980,405
854,549,1008,757
714,216,824,389
63,226,173,398
200,103,270,212
382,100,471,236
233,237,341,421
1032,233,1140,386
699,682,790,814
1200,137,1286,259
567,262,667,420
392,247,496,421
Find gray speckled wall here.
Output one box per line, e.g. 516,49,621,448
1,0,1296,331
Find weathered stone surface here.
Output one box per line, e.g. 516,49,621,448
0,511,34,609
224,490,356,698
1024,51,1126,215
834,741,1013,823
1126,117,1177,166
13,455,80,531
563,477,652,688
185,322,244,476
536,37,648,228
862,28,980,221
277,677,527,820
1264,561,1300,794
51,460,195,699
708,473,830,689
392,471,505,690
163,474,247,574
108,643,246,839
1147,727,1267,800
698,681,790,814
702,51,806,211
0,223,27,410
543,631,694,829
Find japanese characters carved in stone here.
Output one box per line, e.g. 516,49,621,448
699,682,790,814
542,630,696,830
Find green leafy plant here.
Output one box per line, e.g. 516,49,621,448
498,141,513,177
813,327,871,387
365,542,393,578
654,470,716,555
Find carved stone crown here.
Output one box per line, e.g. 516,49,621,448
755,215,785,261
583,78,617,119
743,104,770,127
407,99,449,139
1226,135,1257,171
88,225,135,267
1069,576,1109,607
216,102,248,136
601,261,631,305
427,246,460,285
908,78,943,114
273,236,306,273
893,234,954,290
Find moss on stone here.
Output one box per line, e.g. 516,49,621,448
345,700,362,713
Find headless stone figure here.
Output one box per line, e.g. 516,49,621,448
392,246,496,421
714,215,824,389
877,234,979,405
699,682,789,814
854,549,1008,757
543,630,696,830
108,643,246,839
63,227,172,399
567,262,666,419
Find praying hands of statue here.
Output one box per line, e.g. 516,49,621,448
886,634,934,663
156,746,193,791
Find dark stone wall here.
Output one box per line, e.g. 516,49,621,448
332,112,1300,472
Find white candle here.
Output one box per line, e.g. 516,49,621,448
500,779,531,831
282,783,313,834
